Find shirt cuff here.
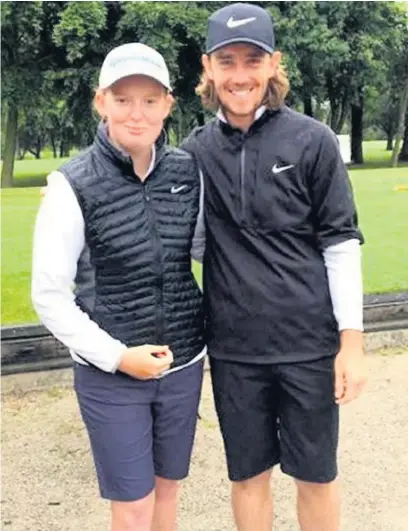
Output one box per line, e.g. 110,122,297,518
323,238,364,332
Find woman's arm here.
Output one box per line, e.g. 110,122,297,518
31,172,127,373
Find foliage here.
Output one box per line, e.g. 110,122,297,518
2,0,408,185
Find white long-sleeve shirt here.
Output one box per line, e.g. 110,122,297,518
31,155,207,374
32,168,362,374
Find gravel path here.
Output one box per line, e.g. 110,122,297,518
2,349,408,531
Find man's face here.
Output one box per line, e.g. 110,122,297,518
203,43,280,128
95,75,172,154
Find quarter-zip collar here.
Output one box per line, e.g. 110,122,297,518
216,106,281,143
217,105,267,125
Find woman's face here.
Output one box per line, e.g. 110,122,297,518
95,75,173,154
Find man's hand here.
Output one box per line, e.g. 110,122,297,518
118,344,173,380
40,185,48,198
334,330,368,405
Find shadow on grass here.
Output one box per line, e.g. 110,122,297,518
348,160,408,171
10,159,408,188
12,175,47,188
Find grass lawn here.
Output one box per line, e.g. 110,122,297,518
1,188,42,324
1,159,408,325
3,140,407,188
7,157,71,188
351,140,408,169
352,167,408,293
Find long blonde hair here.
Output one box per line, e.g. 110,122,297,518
196,63,290,112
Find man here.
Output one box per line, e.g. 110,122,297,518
182,3,367,531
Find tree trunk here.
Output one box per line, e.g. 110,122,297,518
50,135,58,158
398,121,408,162
29,140,42,159
35,140,42,159
1,106,18,188
327,77,339,131
386,133,393,151
303,94,313,117
392,79,408,166
337,88,350,135
17,134,26,160
351,87,364,164
327,102,339,134
328,103,341,133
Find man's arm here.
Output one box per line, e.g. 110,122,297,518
191,169,206,263
309,128,367,404
323,238,363,333
180,130,207,264
308,127,364,250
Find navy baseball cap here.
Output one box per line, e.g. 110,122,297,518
206,3,275,55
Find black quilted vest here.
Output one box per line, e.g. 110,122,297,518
59,123,204,368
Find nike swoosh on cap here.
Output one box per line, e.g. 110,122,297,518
226,16,257,29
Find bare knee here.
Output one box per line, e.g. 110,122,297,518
296,478,339,500
232,469,272,494
155,477,179,503
111,491,154,531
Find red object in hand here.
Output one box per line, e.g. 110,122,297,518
152,351,167,359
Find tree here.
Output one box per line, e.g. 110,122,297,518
269,2,348,119
315,1,406,163
370,90,399,150
1,2,43,187
392,10,408,165
399,118,408,162
1,1,68,187
52,1,111,151
117,1,210,142
2,0,406,172
392,87,408,166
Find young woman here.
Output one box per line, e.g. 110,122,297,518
32,43,205,531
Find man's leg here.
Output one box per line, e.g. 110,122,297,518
278,356,340,531
231,469,273,531
210,358,280,531
296,478,340,531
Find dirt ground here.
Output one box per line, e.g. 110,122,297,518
2,349,408,531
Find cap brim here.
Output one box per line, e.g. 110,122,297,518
207,38,273,55
99,62,171,91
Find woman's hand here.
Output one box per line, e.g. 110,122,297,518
118,345,173,379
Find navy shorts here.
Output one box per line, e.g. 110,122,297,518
210,356,339,483
74,359,204,501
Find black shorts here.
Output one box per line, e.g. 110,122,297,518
210,356,339,483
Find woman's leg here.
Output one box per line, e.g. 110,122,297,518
111,492,155,531
151,477,179,531
73,362,157,530
151,360,205,530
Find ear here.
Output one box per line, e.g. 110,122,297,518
269,51,282,78
202,54,214,81
163,92,175,119
93,89,107,118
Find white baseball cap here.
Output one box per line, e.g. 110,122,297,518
98,43,171,91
